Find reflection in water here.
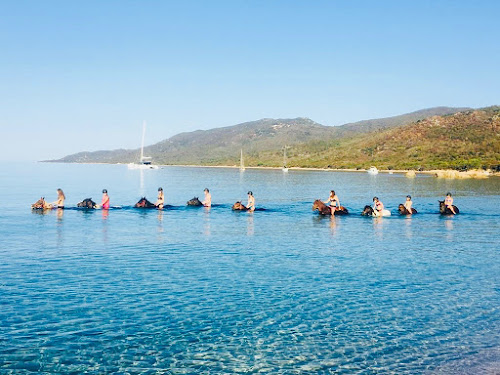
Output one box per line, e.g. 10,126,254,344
102,209,109,243
444,218,454,240
373,217,384,240
157,210,164,232
31,209,51,216
329,216,337,236
247,214,254,236
404,216,413,239
56,209,64,246
203,209,211,236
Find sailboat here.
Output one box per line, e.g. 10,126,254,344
282,145,289,172
127,121,159,170
239,149,245,171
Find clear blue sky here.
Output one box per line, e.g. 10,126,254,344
1,0,499,161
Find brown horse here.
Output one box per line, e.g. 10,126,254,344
232,201,248,211
312,199,349,215
398,204,417,215
439,200,459,215
31,197,51,210
134,197,157,208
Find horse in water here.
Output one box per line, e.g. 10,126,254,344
232,201,248,211
77,198,97,209
398,204,417,215
31,197,51,210
439,200,459,215
312,199,349,215
362,205,391,217
362,205,375,216
134,197,157,208
187,197,203,206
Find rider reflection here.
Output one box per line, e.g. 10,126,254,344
157,210,164,233
203,209,211,236
373,217,384,240
56,208,64,246
329,216,337,236
247,214,254,236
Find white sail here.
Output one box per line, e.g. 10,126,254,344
128,121,158,169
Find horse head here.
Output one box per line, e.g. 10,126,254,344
232,201,248,211
362,205,374,216
438,200,446,213
187,197,202,206
31,197,47,209
312,199,323,211
135,197,155,208
398,204,407,214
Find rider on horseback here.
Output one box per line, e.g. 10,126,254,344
373,197,384,217
324,190,340,216
404,195,413,214
445,192,456,214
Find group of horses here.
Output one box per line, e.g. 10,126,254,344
31,196,255,211
32,196,459,215
135,197,253,211
312,199,459,216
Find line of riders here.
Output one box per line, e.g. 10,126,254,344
313,190,459,216
31,189,459,216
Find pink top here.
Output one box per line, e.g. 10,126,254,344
445,196,453,206
102,195,110,209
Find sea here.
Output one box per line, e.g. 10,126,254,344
1,162,499,374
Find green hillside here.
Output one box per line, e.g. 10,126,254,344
51,107,470,167
273,107,500,171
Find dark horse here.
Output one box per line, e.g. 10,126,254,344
187,197,203,206
398,204,417,215
134,197,157,208
77,198,97,209
232,201,248,211
362,205,374,216
439,200,459,215
312,199,349,215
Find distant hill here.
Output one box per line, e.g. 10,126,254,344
276,106,499,171
51,106,471,167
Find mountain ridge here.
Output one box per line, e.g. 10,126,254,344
46,105,499,171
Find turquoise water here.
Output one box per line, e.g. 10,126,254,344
1,163,499,374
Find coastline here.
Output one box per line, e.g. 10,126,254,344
42,161,499,178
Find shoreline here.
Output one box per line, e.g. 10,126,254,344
42,161,499,178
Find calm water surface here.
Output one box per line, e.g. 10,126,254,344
0,163,499,374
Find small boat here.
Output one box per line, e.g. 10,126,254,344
367,166,379,175
282,145,289,172
239,149,245,171
128,121,159,170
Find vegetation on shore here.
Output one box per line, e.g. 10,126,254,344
49,106,499,172
256,107,500,171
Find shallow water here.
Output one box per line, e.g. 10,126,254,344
1,163,499,374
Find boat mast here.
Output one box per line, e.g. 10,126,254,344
140,120,146,162
240,149,245,170
283,145,287,167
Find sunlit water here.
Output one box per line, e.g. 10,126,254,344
1,162,499,374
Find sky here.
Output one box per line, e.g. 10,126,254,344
1,0,499,161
